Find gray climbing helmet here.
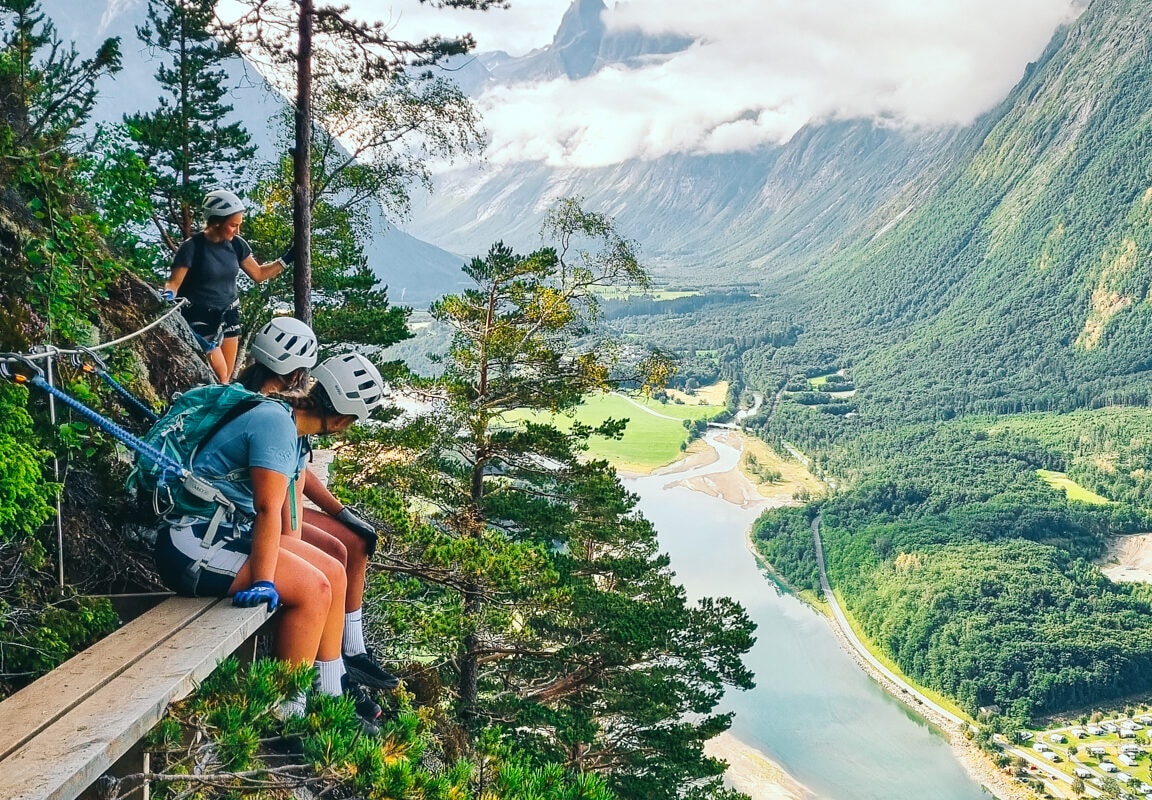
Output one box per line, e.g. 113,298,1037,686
250,317,318,374
311,353,386,422
203,189,245,218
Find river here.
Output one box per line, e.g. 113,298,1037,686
624,430,992,800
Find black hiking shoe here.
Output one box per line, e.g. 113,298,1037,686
343,650,400,691
343,674,382,721
356,714,380,738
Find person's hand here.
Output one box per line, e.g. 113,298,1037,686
337,507,378,556
232,580,280,612
160,288,176,304
279,244,297,266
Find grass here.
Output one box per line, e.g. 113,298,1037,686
503,389,725,473
1036,469,1113,505
664,380,729,407
739,436,825,500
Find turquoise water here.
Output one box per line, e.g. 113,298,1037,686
626,433,992,800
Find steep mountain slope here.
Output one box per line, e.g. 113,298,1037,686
408,120,967,284
402,0,974,285
791,0,1152,418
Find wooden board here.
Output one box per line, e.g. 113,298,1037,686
0,598,273,800
0,597,216,761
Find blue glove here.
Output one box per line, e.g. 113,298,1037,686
337,506,378,556
232,580,280,612
160,289,176,304
279,244,297,266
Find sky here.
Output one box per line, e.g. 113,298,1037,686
362,0,1085,169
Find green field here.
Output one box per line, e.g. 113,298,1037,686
503,391,725,472
1037,469,1113,505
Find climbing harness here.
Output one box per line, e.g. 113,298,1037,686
71,346,159,424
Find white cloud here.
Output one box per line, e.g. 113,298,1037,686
359,0,572,56
461,0,1083,168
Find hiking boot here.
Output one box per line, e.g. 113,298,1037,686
343,674,382,721
343,650,400,690
356,714,380,738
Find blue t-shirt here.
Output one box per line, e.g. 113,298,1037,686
173,233,254,309
191,401,302,516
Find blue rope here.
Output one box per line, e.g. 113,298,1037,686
92,369,160,423
26,374,185,485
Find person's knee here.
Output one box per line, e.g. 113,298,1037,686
341,527,368,561
329,538,349,566
308,571,334,607
309,550,346,595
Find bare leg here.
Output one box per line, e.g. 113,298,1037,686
303,507,368,611
229,537,347,664
301,521,348,563
207,347,229,383
220,337,240,381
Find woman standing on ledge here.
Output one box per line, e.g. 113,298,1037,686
162,189,293,383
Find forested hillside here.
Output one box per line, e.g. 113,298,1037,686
746,0,1152,419
592,0,1152,730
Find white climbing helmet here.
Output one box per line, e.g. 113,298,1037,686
203,189,245,218
250,316,318,374
311,352,387,422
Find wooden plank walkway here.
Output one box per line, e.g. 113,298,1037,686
0,596,274,800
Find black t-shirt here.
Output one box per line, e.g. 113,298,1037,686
173,233,254,309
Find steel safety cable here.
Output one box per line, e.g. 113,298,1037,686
19,297,189,363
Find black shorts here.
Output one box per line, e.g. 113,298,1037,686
181,300,242,352
154,515,253,596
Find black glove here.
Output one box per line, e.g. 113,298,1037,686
232,580,280,612
337,506,378,556
279,244,297,266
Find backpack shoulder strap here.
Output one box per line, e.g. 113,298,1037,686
189,231,206,279
190,396,269,465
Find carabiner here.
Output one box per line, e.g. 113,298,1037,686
70,345,109,375
0,353,44,384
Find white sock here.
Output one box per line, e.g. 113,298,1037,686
343,608,366,657
315,658,346,697
276,690,307,720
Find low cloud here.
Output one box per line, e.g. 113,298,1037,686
471,0,1083,168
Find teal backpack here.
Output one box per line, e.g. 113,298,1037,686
126,383,280,520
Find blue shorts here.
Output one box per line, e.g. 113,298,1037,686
153,515,253,596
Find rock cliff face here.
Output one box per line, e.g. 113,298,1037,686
0,185,216,591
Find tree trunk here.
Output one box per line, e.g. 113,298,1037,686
459,584,481,719
293,0,313,324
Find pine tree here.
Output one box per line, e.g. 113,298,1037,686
224,0,491,320
235,154,412,354
344,200,754,800
123,0,255,245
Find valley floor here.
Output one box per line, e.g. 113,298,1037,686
659,431,1038,800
